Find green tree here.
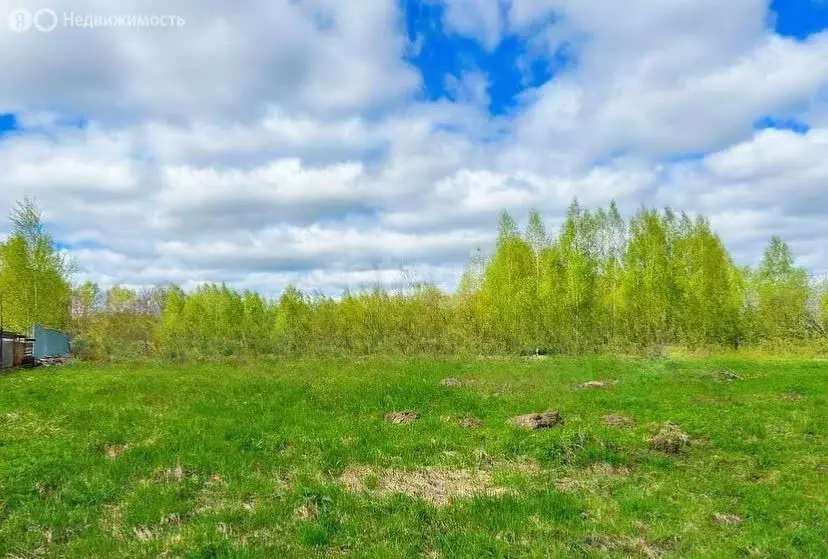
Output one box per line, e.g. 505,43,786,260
621,209,671,349
274,286,310,355
673,217,742,347
547,200,602,353
524,209,549,353
155,285,187,359
480,211,534,352
594,202,626,346
0,197,71,332
753,236,809,341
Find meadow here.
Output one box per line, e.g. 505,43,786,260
0,357,825,558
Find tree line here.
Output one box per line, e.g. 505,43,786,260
2,199,827,359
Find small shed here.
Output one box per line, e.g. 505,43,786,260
32,325,71,359
0,330,34,369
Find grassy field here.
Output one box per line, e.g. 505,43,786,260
0,357,825,558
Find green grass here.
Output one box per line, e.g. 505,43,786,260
0,357,826,557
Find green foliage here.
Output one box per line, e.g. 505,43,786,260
69,284,165,361
480,210,534,352
819,281,828,334
752,236,810,343
56,200,828,360
0,198,71,333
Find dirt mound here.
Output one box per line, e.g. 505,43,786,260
575,380,614,390
648,423,690,454
602,414,634,428
459,417,482,429
384,411,420,425
509,411,564,430
340,466,506,506
440,377,463,387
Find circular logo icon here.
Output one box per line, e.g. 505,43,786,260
8,8,33,32
33,8,58,33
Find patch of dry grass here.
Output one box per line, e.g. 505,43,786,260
583,534,664,558
339,466,509,506
602,413,634,428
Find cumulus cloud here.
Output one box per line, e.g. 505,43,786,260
0,0,419,121
658,128,828,272
1,0,828,293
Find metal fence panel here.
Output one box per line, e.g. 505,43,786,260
33,325,71,358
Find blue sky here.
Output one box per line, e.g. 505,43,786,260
0,113,17,136
1,0,828,293
771,0,828,38
403,0,563,114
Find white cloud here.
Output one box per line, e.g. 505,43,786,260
0,0,419,121
1,0,828,294
658,128,828,272
441,0,504,50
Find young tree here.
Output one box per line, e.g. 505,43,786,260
480,210,534,352
753,236,809,341
524,209,549,353
0,197,71,331
621,209,671,349
155,285,187,359
673,217,742,347
594,202,626,346
547,200,602,353
455,248,488,352
274,286,310,355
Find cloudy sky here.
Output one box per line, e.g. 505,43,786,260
1,0,828,295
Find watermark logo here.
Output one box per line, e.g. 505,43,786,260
9,8,32,32
7,8,185,33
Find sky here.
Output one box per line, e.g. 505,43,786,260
1,0,828,295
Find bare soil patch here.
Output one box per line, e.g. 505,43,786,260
509,411,564,430
384,411,420,425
